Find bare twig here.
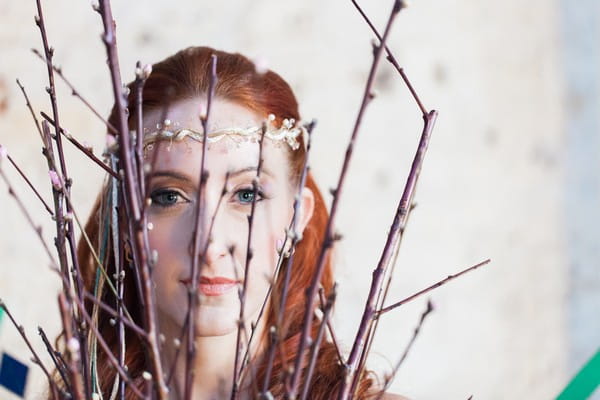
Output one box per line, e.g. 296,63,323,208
231,125,266,400
15,79,44,140
40,112,120,179
66,290,145,398
0,157,60,271
82,291,147,338
350,0,428,116
0,300,60,399
32,48,119,135
261,121,315,394
57,294,85,400
96,0,168,396
374,300,434,400
5,153,54,215
300,285,337,400
377,259,491,316
34,2,90,388
318,287,343,364
290,2,405,397
38,326,72,392
166,173,229,387
185,53,218,400
342,109,437,399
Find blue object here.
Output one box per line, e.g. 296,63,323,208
0,352,28,397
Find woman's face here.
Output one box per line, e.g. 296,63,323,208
143,97,313,338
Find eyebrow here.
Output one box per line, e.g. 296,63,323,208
228,166,274,178
148,166,273,183
147,171,196,184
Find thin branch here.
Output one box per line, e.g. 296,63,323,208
38,326,72,392
377,259,491,316
5,154,54,215
15,79,44,140
261,122,315,394
96,0,168,397
40,112,120,179
32,48,119,135
318,287,343,364
185,53,218,400
374,300,434,400
300,285,337,400
82,291,147,338
34,2,91,387
166,173,229,387
290,1,405,397
65,292,146,398
57,294,85,400
0,300,60,399
0,158,60,271
232,124,267,400
350,0,428,116
342,109,438,399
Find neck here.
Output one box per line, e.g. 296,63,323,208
159,313,264,400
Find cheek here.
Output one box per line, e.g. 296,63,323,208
147,212,194,275
251,201,293,267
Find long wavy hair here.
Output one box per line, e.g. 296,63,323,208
75,46,374,399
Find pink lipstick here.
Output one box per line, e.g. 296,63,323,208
193,276,239,296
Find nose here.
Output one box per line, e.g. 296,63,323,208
187,201,229,268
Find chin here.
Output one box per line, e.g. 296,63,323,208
193,304,240,337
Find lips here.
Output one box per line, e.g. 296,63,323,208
182,276,240,297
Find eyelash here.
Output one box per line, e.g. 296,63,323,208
149,189,188,208
233,187,265,205
149,187,265,208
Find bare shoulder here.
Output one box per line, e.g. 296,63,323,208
380,393,410,400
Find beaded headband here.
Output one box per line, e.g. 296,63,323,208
106,114,306,155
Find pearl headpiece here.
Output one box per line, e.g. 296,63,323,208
104,114,306,155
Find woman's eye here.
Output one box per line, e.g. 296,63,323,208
235,188,263,204
150,189,186,207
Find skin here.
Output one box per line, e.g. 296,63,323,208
142,97,314,399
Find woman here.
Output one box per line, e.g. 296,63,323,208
76,46,402,399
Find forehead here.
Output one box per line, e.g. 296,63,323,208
143,97,291,181
143,96,262,134
145,138,290,184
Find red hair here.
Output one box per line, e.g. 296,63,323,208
75,46,374,399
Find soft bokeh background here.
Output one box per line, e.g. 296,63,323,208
1,0,598,399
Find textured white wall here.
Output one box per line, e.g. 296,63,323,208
0,0,597,399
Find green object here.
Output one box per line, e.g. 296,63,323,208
557,349,600,400
0,306,4,327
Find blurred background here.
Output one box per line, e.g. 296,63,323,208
0,0,598,398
